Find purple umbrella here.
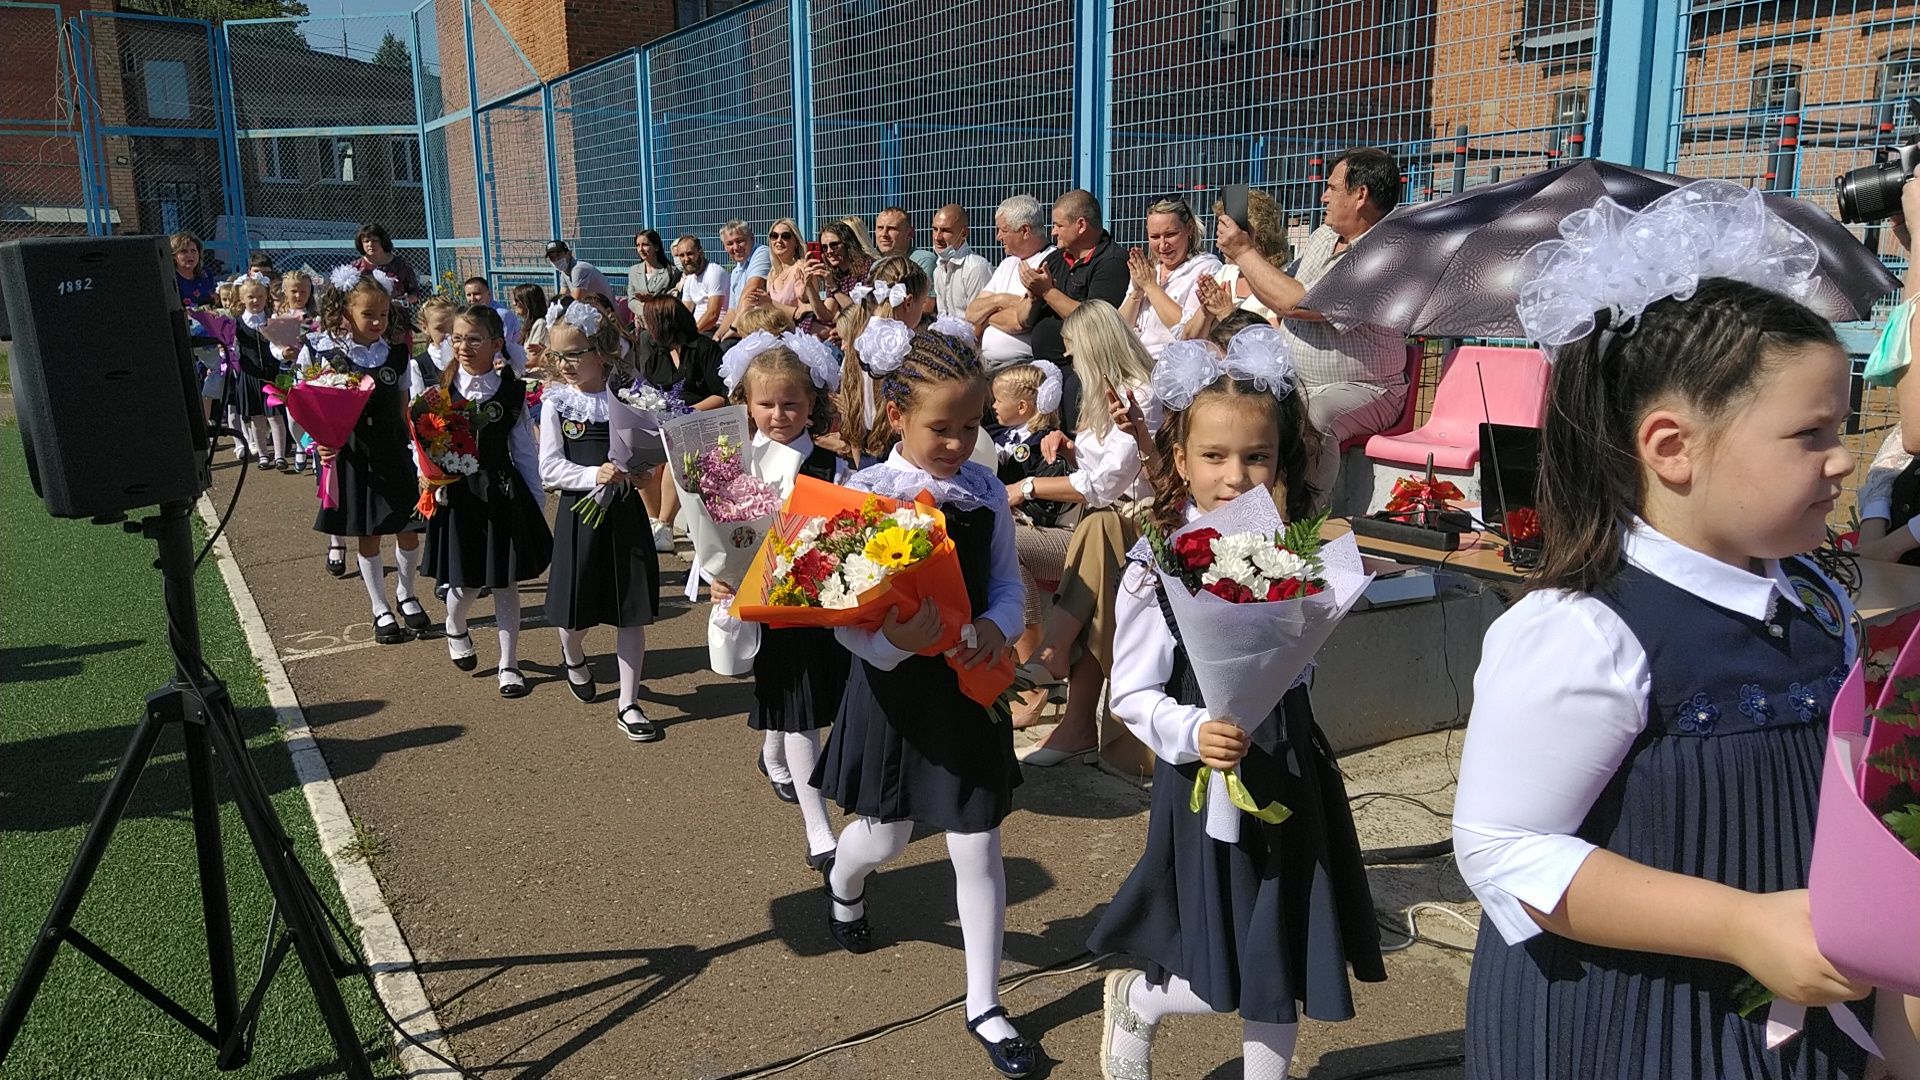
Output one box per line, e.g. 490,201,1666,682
1299,160,1899,338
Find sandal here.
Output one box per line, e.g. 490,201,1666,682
445,630,477,672
823,871,874,955
966,1006,1039,1078
563,659,595,703
396,596,431,632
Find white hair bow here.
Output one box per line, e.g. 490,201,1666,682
848,283,873,305
720,330,782,392
1031,359,1064,416
243,269,272,286
854,316,913,376
928,314,976,346
1515,179,1824,351
782,330,843,391
370,268,398,294
327,264,363,292
872,282,908,308
545,299,602,338
1151,327,1297,412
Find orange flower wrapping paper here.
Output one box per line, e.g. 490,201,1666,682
733,475,1017,709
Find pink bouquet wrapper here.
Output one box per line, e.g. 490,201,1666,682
285,379,374,509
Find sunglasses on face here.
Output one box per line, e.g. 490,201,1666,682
770,230,796,240
822,241,845,251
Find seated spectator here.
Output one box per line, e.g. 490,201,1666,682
760,217,810,322
674,235,729,336
1186,184,1290,340
1118,195,1220,359
1218,148,1412,509
966,194,1056,371
626,229,681,302
874,206,936,275
801,220,872,322
930,203,993,319
714,219,774,341
1020,300,1158,765
545,240,614,305
1024,188,1129,433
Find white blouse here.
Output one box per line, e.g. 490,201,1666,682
1067,424,1151,508
450,366,543,499
1451,522,1856,946
537,384,607,492
832,447,1026,672
1108,502,1213,764
1133,253,1222,359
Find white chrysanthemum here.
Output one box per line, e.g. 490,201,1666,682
819,576,856,610
794,521,822,546
840,553,886,595
1249,545,1308,583
771,553,792,580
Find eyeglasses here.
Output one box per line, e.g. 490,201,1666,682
769,230,796,240
821,241,845,251
546,346,593,361
450,335,496,349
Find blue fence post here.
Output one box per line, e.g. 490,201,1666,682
211,19,248,264
787,0,814,234
636,50,655,229
463,0,493,281
1071,0,1111,204
1591,0,1683,169
410,5,440,282
542,80,562,246
69,16,103,236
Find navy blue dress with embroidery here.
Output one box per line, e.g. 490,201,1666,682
750,444,852,733
1463,557,1869,1080
1088,571,1386,1025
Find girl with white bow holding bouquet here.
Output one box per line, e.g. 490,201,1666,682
1089,324,1383,1080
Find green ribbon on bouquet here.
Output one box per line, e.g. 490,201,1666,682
1189,766,1292,825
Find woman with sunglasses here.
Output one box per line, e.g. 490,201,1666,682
762,217,810,322
802,220,873,322
1119,196,1221,360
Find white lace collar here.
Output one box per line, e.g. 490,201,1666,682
240,310,268,329
547,384,609,423
851,446,1004,512
312,333,390,370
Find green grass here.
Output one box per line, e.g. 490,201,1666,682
0,422,397,1078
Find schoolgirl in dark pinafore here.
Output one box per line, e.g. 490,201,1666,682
750,442,852,735
303,334,423,538
1089,549,1386,1026
421,371,552,590
812,490,1022,833
543,385,658,631
1463,556,1871,1080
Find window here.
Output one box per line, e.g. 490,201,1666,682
1203,0,1240,54
143,59,190,122
259,137,296,184
389,135,421,186
1551,89,1587,127
1750,61,1802,112
1884,48,1920,132
152,181,199,235
1381,0,1421,61
322,137,356,184
1279,0,1319,56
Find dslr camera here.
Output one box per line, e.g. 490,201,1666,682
1836,125,1919,225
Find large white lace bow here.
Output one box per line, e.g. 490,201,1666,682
782,330,842,390
1514,179,1824,349
545,298,602,338
855,317,914,375
328,264,396,295
1150,326,1297,412
928,314,976,346
1031,359,1064,416
721,330,781,391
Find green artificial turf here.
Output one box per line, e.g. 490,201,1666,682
0,422,397,1078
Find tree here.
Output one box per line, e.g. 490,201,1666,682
371,32,412,69
120,0,312,21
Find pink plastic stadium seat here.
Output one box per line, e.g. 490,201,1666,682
1364,345,1549,472
1339,344,1425,454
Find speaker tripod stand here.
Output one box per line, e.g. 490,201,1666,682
0,501,375,1078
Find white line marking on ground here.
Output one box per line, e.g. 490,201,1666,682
279,639,384,664
196,495,459,1077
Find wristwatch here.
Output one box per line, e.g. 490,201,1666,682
1020,478,1036,502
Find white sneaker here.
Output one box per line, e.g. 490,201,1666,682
650,519,675,551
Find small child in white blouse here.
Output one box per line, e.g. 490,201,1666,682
1088,337,1383,1080
1452,273,1920,1078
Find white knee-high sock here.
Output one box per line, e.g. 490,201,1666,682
393,542,422,604
783,730,836,857
494,586,520,671
248,416,271,459
948,829,1015,1042
558,627,588,667
828,816,911,922
762,730,794,785
268,413,290,460
616,626,645,706
445,587,476,659
227,406,247,452
1241,1019,1298,1080
327,534,345,558
1128,973,1215,1025
357,553,390,619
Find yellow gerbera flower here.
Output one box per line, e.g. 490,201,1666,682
864,527,917,569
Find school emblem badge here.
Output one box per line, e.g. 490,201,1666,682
561,418,586,441
1789,576,1845,638
482,401,505,423
1012,444,1031,464
376,365,397,386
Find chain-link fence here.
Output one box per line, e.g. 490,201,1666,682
1,3,85,248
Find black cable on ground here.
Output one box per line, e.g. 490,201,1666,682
1361,839,1454,866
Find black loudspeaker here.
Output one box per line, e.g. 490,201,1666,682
0,236,209,519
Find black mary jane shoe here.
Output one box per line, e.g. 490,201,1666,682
563,660,596,703
326,546,347,579
396,597,432,632
498,668,529,699
965,1007,1039,1079
757,755,800,804
445,630,477,672
822,872,874,955
806,849,836,873
373,613,413,645
434,581,450,603
616,704,662,743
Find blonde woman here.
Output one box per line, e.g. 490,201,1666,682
1013,300,1158,764
1187,185,1291,341
761,217,810,320
1120,196,1219,359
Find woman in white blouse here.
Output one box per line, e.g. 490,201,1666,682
1120,196,1220,359
1012,300,1158,764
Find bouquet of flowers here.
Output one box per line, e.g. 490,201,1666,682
408,386,481,518
566,383,680,529
280,355,376,509
1142,486,1371,843
660,406,786,674
733,475,1024,719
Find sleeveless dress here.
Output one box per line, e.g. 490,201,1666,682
1463,557,1870,1080
309,338,423,538
750,445,852,733
421,374,553,589
544,391,659,630
811,504,1023,832
1088,579,1386,1025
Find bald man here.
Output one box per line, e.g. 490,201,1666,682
930,204,991,318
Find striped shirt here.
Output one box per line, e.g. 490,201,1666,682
1284,225,1407,389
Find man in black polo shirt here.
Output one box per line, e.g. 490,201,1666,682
1019,188,1128,432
